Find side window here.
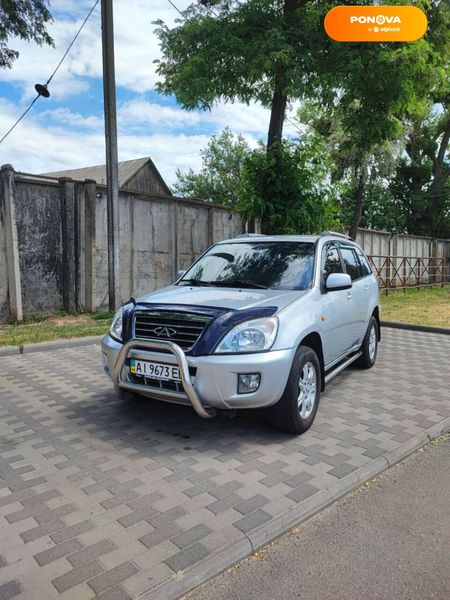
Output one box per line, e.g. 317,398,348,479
340,246,362,281
323,245,343,279
356,249,372,277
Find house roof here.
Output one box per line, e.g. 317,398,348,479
42,157,168,191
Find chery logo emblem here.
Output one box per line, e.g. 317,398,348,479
153,326,177,338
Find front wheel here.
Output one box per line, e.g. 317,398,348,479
267,346,321,435
356,316,378,369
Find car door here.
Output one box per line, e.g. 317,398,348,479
320,243,356,367
339,244,368,344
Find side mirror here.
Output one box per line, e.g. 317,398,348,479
325,273,352,291
176,269,186,279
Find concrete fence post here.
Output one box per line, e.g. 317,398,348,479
84,179,97,312
59,177,76,312
207,207,214,246
0,164,23,321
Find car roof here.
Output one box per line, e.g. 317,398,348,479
218,233,355,244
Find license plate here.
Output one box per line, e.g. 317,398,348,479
129,359,181,381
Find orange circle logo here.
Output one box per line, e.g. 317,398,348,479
324,5,428,42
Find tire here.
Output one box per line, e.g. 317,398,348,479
267,345,321,435
356,316,378,369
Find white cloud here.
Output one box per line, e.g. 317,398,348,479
0,0,303,181
0,98,207,185
39,107,104,129
0,0,191,98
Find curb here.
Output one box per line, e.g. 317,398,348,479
142,417,450,600
0,335,103,357
381,321,450,335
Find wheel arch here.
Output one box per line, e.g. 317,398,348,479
299,332,325,391
372,306,381,340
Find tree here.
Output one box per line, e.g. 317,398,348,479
239,136,340,234
0,0,53,69
173,127,250,206
156,0,449,234
389,106,450,237
155,0,317,150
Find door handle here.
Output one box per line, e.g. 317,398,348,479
364,284,369,292
347,291,352,300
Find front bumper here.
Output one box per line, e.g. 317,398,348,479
101,334,294,417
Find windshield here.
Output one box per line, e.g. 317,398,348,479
179,242,316,290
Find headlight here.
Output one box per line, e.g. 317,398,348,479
110,308,123,341
214,317,278,353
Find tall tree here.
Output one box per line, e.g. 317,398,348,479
0,0,53,69
155,0,333,150
173,127,250,206
390,105,450,237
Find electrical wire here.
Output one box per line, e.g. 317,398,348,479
167,0,219,21
167,0,185,19
0,95,40,145
0,0,100,145
46,0,100,87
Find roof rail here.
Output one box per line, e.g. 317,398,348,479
320,230,352,240
234,233,267,238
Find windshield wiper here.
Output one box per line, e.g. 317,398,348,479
213,279,269,289
178,279,214,287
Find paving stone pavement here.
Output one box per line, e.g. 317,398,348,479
0,328,449,600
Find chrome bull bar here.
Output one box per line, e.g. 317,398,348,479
112,339,216,419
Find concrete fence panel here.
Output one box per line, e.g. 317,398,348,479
0,168,448,322
0,167,244,321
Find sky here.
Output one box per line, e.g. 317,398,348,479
0,0,299,187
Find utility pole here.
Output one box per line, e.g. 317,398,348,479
101,0,120,311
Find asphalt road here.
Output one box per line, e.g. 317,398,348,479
187,434,450,600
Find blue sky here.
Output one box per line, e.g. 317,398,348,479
0,0,298,186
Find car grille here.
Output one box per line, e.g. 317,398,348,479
133,311,213,350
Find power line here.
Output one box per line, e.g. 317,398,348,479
167,0,185,19
46,0,100,87
0,95,40,145
0,0,100,146
167,0,219,21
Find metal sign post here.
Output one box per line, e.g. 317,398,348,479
101,0,121,311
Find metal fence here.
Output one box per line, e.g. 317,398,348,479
368,255,450,293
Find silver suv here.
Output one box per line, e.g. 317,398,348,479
101,232,380,434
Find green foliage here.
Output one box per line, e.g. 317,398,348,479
239,137,340,234
173,127,250,206
156,0,450,237
352,184,408,233
0,0,53,69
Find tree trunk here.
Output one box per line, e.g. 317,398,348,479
266,0,302,150
350,161,368,240
429,116,450,233
267,72,288,149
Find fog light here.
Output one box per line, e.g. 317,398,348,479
238,373,261,394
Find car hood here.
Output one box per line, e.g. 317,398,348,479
136,285,306,312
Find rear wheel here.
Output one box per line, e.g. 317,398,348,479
267,346,321,434
356,316,378,369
